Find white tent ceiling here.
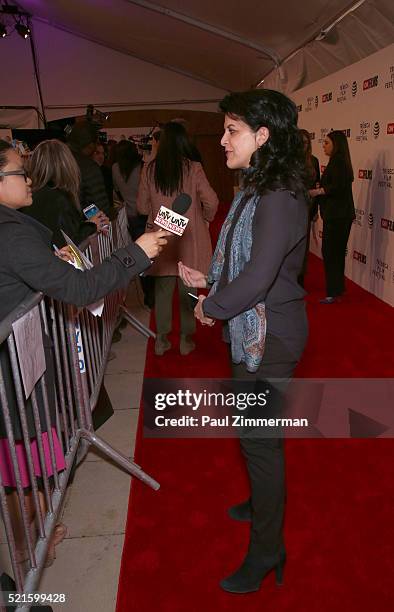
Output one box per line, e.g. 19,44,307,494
1,0,393,125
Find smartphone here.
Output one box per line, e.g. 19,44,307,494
83,203,100,220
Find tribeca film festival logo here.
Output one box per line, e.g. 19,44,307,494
368,212,374,228
353,250,367,264
351,81,358,97
381,217,394,232
296,104,303,113
371,258,390,282
387,123,394,135
356,121,371,143
315,96,319,109
378,168,393,190
322,92,332,103
358,169,373,180
363,75,379,91
340,128,351,138
337,82,349,103
384,65,394,89
309,131,316,140
373,121,380,139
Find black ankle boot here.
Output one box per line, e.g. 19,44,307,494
220,549,286,594
228,498,252,522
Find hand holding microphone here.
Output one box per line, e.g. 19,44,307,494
137,193,192,262
136,229,170,259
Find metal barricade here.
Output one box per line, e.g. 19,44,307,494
0,208,157,610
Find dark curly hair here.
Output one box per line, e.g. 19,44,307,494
219,89,306,196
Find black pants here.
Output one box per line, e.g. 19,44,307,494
322,218,352,297
231,334,300,558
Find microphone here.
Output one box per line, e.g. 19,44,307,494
154,193,192,236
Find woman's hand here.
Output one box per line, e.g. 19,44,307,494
194,295,215,326
91,211,110,233
54,246,75,263
136,229,170,259
178,262,207,288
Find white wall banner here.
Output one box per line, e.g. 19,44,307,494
292,44,394,307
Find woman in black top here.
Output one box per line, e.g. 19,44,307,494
25,139,109,247
179,89,308,594
310,130,355,303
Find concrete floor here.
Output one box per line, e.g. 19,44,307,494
0,282,151,611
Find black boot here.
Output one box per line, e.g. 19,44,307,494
228,498,252,522
220,549,286,594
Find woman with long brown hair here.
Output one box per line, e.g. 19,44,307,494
25,139,109,247
137,122,218,356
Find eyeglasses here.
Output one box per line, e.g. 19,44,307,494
0,170,29,182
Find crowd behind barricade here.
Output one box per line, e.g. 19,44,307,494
0,124,171,603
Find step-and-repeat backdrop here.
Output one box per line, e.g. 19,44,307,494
292,44,393,306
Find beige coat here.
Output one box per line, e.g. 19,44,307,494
137,161,219,276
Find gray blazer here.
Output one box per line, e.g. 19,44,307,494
0,203,151,321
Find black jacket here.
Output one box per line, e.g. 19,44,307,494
319,154,355,221
70,149,112,216
203,190,308,354
24,184,96,248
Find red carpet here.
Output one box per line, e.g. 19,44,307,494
116,209,394,612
